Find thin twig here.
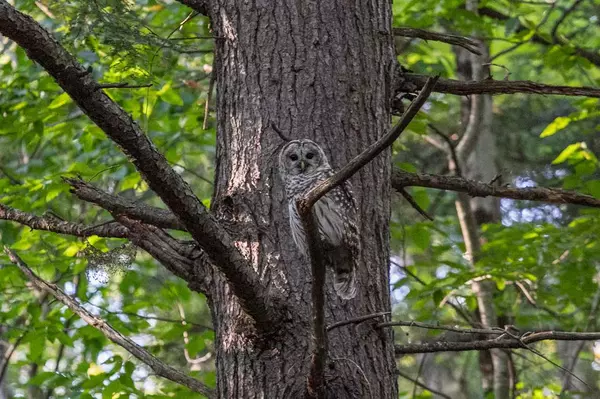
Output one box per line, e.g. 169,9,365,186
326,312,391,331
396,369,452,399
492,1,556,62
86,302,214,330
331,357,373,399
505,328,592,391
551,0,584,40
0,166,22,185
393,27,482,55
5,247,216,399
398,188,434,221
378,320,505,335
561,287,600,391
271,122,292,142
390,260,475,326
0,332,26,385
170,35,220,40
427,123,461,176
169,162,214,185
202,62,215,130
97,82,153,89
412,354,427,398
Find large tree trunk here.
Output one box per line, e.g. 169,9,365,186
207,1,398,397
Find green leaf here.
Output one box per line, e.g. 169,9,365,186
396,162,417,173
158,82,183,106
81,373,107,389
28,333,46,361
432,289,445,306
540,116,571,138
552,143,581,164
587,180,600,199
48,92,72,109
504,18,520,37
496,279,506,291
411,224,431,252
29,371,58,386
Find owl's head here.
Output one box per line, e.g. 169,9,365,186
279,139,329,177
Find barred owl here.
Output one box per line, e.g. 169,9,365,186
279,139,359,299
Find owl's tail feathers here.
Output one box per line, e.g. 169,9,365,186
334,268,356,300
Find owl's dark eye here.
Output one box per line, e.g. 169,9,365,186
290,154,299,161
306,152,314,159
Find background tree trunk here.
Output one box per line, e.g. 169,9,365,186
207,1,398,397
455,37,511,399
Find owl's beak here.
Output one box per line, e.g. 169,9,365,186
299,160,306,171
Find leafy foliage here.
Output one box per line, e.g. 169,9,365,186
0,0,599,398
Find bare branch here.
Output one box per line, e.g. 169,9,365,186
402,73,600,98
87,301,213,330
427,123,461,176
64,178,185,231
97,82,153,89
393,27,482,55
379,320,506,335
0,203,128,238
395,331,600,354
391,169,600,208
298,77,438,398
0,1,280,330
327,312,391,332
4,247,215,398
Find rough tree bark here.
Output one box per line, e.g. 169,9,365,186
206,1,397,397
